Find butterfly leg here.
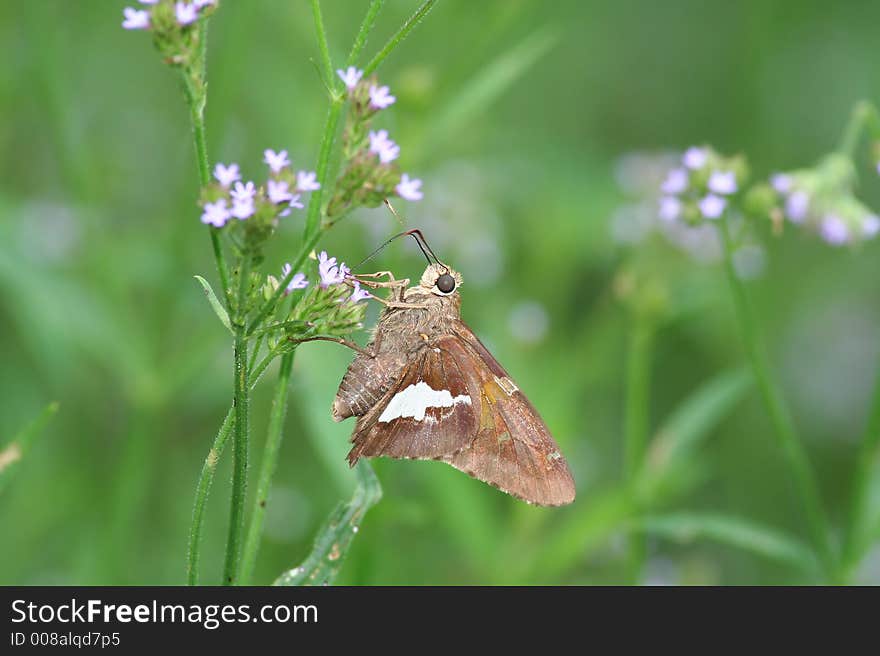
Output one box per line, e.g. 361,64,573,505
289,335,375,358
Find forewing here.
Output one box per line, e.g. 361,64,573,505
347,345,478,465
437,324,576,507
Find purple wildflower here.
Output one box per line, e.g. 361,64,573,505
122,7,150,30
771,173,792,194
230,181,256,202
213,163,240,188
264,149,290,174
175,2,198,25
139,0,159,4
194,0,216,8
658,196,681,222
281,263,309,293
231,198,255,221
349,280,371,303
699,194,726,219
368,85,396,109
660,168,688,194
368,130,400,164
708,170,738,195
200,199,230,227
820,215,849,246
296,171,320,192
683,147,707,170
785,191,809,223
336,66,363,91
267,179,293,204
863,214,880,238
396,174,423,201
318,251,347,287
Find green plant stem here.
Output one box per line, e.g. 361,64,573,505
623,318,654,584
240,352,295,584
223,331,250,585
363,0,437,75
837,100,880,159
347,0,385,67
841,369,880,579
186,406,234,585
309,0,334,88
181,22,231,306
718,216,836,579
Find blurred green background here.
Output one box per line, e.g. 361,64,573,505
2,0,879,585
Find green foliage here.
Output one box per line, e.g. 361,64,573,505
0,403,59,496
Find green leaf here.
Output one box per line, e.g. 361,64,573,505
0,402,59,495
639,512,818,573
421,27,558,154
646,367,752,473
194,275,232,334
274,461,382,586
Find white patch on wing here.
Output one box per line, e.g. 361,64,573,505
496,376,519,396
378,381,471,422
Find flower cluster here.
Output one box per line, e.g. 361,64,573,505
199,148,319,248
658,146,747,224
325,68,423,219
122,1,217,67
767,154,880,246
263,251,371,342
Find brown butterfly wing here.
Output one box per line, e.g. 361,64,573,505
347,345,478,465
437,323,576,507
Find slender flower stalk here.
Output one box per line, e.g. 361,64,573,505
718,214,837,580
240,352,295,584
840,370,880,580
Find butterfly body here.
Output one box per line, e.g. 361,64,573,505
333,264,576,506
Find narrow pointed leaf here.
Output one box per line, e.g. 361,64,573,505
0,402,59,495
274,462,382,586
194,275,232,334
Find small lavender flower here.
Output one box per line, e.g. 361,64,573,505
122,7,150,30
699,194,726,219
369,85,396,109
863,214,880,238
396,174,423,201
708,170,738,195
336,66,363,90
683,147,707,170
194,0,216,8
231,198,255,220
820,215,849,246
368,130,400,164
658,196,681,222
660,168,688,194
175,1,198,25
281,263,309,293
264,149,291,174
200,199,230,227
139,0,159,4
296,171,321,192
785,191,809,223
770,173,792,194
349,280,371,303
230,180,256,202
213,163,240,188
267,179,293,204
318,251,347,287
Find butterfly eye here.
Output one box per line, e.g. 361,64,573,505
436,273,456,294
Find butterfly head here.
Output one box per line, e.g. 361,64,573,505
419,263,463,297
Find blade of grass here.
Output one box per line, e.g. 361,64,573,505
640,512,819,574
0,402,59,496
